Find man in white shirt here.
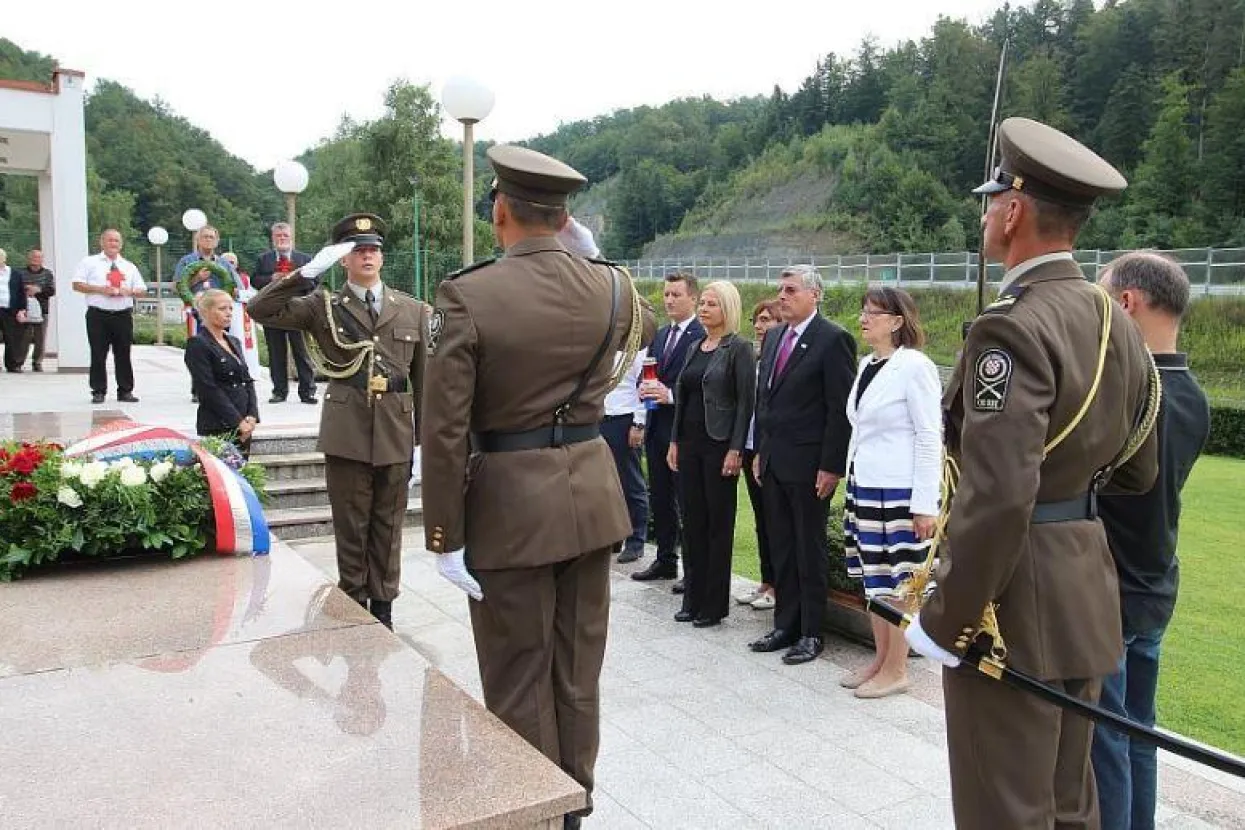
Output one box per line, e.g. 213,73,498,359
72,229,148,404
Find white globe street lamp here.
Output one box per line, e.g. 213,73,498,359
181,209,207,233
147,226,169,345
441,76,495,266
274,160,310,239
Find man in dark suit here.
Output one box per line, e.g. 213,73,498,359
749,264,856,665
634,272,704,585
252,222,316,404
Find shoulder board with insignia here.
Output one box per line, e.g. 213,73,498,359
444,257,497,281
982,285,1027,315
587,256,623,268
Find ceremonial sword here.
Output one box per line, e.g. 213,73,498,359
866,598,1245,780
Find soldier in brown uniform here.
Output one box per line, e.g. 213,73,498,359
248,213,428,630
903,119,1160,829
420,145,654,829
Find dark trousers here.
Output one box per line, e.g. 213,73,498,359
644,406,682,565
85,307,134,394
1092,625,1166,830
764,468,831,637
265,326,315,399
946,667,1102,830
28,320,46,367
1,311,30,372
600,414,648,551
678,436,738,622
325,455,410,602
470,547,611,817
742,449,773,585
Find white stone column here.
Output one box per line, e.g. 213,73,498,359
47,70,89,372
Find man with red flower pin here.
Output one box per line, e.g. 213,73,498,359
252,222,316,404
72,229,147,404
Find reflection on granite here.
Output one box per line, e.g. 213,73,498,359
0,545,372,679
0,541,585,828
0,409,130,442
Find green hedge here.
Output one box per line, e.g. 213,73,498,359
1208,405,1245,458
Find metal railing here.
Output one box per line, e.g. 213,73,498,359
622,248,1245,295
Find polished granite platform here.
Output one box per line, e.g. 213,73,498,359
0,545,584,828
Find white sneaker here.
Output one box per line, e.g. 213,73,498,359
734,587,763,605
750,592,776,610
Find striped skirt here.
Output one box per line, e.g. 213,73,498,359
843,468,934,600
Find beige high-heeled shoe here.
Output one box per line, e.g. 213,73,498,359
838,667,878,689
853,676,911,699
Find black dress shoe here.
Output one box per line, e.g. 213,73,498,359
31,365,42,372
117,392,140,403
564,815,582,830
369,599,394,630
269,394,287,404
693,617,723,628
748,629,796,653
782,636,825,665
91,392,106,404
671,579,685,594
300,395,318,405
617,545,644,564
632,561,677,581
674,609,696,623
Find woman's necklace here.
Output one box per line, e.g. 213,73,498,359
868,352,888,365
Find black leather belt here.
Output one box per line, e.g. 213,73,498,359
342,374,410,394
472,423,600,453
1031,492,1097,524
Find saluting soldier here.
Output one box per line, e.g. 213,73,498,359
902,119,1160,829
248,213,428,630
420,145,655,830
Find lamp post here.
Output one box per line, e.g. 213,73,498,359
441,76,495,266
147,226,169,345
273,160,310,239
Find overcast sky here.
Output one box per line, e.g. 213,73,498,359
7,0,1006,171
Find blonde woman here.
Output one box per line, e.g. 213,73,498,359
184,289,259,456
667,280,756,627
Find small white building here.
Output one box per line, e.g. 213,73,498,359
0,69,90,371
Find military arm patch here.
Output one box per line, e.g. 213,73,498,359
427,308,445,355
973,348,1013,412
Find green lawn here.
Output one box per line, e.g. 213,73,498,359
730,455,1245,755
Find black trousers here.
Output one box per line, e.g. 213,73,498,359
28,320,47,367
678,434,738,622
265,326,316,399
742,449,773,585
600,414,649,551
85,307,134,395
644,406,682,565
0,311,30,372
764,469,831,637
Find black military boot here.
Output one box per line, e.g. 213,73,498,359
370,599,393,630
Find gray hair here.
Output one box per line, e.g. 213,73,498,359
271,222,292,235
780,264,823,294
1102,252,1190,318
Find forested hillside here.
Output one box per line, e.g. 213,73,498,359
6,0,1245,267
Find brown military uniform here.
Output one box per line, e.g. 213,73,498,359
420,143,655,818
919,119,1159,830
248,214,428,615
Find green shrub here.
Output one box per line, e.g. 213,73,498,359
1207,405,1245,458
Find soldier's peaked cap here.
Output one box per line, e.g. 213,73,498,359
331,212,386,248
973,117,1127,207
488,145,586,207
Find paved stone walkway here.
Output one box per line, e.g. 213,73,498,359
6,347,1243,828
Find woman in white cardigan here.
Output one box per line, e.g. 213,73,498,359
840,286,942,698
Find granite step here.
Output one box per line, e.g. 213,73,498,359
264,477,422,510
249,431,320,456
266,498,423,541
258,452,327,482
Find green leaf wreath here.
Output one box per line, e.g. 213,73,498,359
175,259,236,305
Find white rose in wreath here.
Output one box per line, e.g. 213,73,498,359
78,461,109,489
149,460,174,483
57,486,83,508
61,461,83,480
119,465,147,487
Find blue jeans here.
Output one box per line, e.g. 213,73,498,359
601,415,649,551
1092,625,1166,830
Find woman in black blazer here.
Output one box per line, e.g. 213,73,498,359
184,289,259,456
667,280,757,627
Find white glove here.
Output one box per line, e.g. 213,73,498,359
437,548,483,601
408,446,422,489
301,241,355,280
904,612,962,669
